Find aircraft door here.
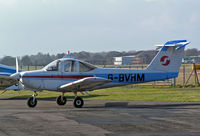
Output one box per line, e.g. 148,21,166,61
63,60,78,73
42,60,62,90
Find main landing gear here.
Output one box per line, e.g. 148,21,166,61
73,96,84,108
56,92,84,108
73,91,84,108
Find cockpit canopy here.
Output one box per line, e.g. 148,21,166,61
43,58,96,72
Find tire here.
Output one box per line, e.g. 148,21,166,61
56,95,67,105
73,97,84,108
27,97,37,108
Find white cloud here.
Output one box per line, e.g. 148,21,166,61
0,0,16,6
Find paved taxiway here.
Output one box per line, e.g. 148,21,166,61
0,98,200,136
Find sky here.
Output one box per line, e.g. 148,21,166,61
0,0,199,57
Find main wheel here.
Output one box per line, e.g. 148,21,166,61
56,95,67,105
27,97,37,108
73,97,84,108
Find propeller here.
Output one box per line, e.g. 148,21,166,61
1,58,22,94
11,57,21,80
1,58,23,94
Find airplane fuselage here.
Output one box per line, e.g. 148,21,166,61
20,67,178,92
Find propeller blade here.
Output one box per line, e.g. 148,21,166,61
16,57,19,73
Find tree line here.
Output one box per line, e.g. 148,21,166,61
0,48,199,66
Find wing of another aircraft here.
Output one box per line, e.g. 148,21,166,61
58,77,112,92
0,76,18,89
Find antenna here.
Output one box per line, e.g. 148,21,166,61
63,50,73,58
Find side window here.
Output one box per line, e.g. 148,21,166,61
79,62,96,72
64,60,76,72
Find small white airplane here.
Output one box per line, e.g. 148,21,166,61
0,40,190,108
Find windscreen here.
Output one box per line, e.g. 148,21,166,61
43,60,60,71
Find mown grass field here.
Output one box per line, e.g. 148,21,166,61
1,87,200,102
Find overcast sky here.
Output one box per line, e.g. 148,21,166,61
0,0,199,57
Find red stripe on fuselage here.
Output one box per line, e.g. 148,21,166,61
22,75,94,79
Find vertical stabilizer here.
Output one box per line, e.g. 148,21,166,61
146,40,190,73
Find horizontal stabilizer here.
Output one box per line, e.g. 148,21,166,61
155,40,190,50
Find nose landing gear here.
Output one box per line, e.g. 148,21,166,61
27,91,38,108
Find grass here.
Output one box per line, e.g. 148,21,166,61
89,87,200,102
1,87,200,102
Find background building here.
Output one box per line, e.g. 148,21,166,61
113,56,143,65
182,56,200,64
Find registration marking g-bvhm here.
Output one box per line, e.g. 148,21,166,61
108,73,145,82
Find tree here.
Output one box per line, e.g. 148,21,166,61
21,55,32,66
0,56,16,66
0,48,199,66
137,50,158,64
185,48,199,56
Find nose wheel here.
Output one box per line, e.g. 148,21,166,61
27,91,38,108
73,97,84,108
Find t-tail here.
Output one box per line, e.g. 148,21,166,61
146,40,190,78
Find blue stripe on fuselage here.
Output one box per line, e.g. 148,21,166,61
95,72,178,83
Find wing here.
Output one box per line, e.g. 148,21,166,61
0,76,18,89
58,77,112,92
